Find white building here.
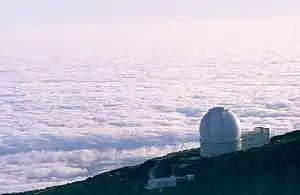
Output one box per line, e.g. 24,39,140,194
242,127,270,150
199,106,270,157
146,175,195,190
146,177,177,190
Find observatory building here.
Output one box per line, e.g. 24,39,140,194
145,105,269,190
199,106,270,157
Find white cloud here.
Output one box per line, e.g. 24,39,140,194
1,16,300,193
0,144,198,193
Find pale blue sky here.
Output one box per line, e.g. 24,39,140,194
1,0,300,27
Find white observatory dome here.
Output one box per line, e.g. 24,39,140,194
200,106,242,141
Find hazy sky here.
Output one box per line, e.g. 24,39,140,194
1,0,300,27
1,1,300,59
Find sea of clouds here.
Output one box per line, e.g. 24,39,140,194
1,17,300,193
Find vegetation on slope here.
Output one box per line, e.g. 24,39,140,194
6,130,300,195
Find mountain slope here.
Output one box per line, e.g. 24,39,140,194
7,130,300,195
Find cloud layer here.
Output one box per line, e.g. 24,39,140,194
1,17,300,193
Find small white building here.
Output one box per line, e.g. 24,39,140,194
146,177,177,190
146,174,195,190
199,106,270,157
242,127,270,150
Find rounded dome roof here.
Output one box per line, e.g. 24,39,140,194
200,106,241,141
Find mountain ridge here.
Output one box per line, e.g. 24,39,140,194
5,130,300,195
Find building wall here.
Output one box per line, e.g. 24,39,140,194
157,181,177,188
199,127,270,157
242,127,270,150
147,178,177,189
200,138,242,157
